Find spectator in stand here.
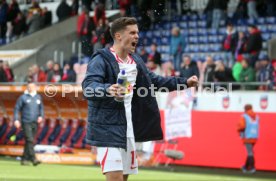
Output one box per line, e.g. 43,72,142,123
203,55,216,85
50,63,63,83
232,61,243,82
82,0,92,11
24,67,33,82
0,60,7,82
139,47,148,63
235,0,248,20
209,0,229,29
71,0,79,16
7,0,19,23
214,61,235,86
235,32,247,61
45,60,54,82
137,0,152,30
239,59,255,90
61,62,76,82
28,1,41,14
3,61,14,82
265,0,276,17
247,0,258,19
26,9,41,34
170,26,186,72
222,23,238,68
6,0,20,43
93,18,110,52
56,0,71,22
204,0,213,28
32,64,46,82
41,7,52,28
118,0,132,16
179,55,199,79
93,3,106,27
77,9,95,56
238,104,259,174
12,12,26,40
146,43,162,74
0,0,8,44
256,55,274,90
272,62,276,90
244,25,262,68
162,61,176,77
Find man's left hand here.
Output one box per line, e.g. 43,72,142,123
187,75,199,88
37,117,43,124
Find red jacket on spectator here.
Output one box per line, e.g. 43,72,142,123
33,70,46,82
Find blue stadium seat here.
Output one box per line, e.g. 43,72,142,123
161,53,170,61
161,37,170,44
237,19,246,25
237,26,247,32
161,30,170,37
189,36,198,44
146,31,153,38
262,33,271,41
153,30,161,37
198,36,208,43
198,21,207,28
188,28,198,36
181,15,188,21
190,14,198,21
212,44,222,52
199,44,209,52
179,22,188,29
257,18,265,25
208,29,218,35
161,46,170,54
218,35,224,42
258,25,268,33
198,28,207,35
247,18,256,25
265,17,276,24
219,28,226,35
188,21,197,28
268,25,276,32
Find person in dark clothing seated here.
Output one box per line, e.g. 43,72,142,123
60,62,76,82
59,119,73,146
48,119,62,145
36,119,50,144
214,61,237,90
4,126,17,144
179,55,199,78
0,117,8,140
70,120,86,147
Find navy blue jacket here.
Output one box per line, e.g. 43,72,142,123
82,48,188,149
14,92,44,123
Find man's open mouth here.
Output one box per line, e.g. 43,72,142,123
131,42,137,47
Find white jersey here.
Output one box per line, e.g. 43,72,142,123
95,48,138,175
110,47,137,138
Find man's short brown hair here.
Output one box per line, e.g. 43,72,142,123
110,17,137,38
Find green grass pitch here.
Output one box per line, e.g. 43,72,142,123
0,157,275,181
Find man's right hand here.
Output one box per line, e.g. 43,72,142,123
14,120,21,129
107,84,126,98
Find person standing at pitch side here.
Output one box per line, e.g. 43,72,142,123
82,17,198,181
14,82,44,166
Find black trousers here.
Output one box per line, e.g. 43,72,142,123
22,122,37,161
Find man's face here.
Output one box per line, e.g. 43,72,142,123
117,25,139,53
206,56,213,65
183,57,191,65
151,44,157,52
27,83,37,93
241,60,248,68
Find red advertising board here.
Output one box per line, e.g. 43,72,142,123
155,110,276,171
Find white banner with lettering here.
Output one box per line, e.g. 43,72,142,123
158,89,194,140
